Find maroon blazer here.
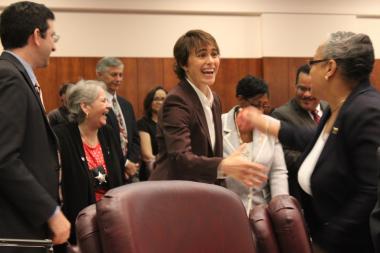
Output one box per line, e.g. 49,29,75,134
150,80,223,184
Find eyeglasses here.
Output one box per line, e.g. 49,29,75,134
52,33,60,43
308,59,331,66
251,103,271,111
296,85,312,93
153,97,165,102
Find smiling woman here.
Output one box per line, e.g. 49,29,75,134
52,80,125,250
149,29,268,190
237,31,380,253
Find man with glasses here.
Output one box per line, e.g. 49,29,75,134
271,64,328,197
0,1,70,252
96,57,141,182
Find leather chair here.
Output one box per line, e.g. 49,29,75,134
268,195,312,253
76,181,257,253
76,204,102,253
249,195,312,253
249,204,280,253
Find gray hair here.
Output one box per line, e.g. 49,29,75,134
96,57,124,73
66,80,107,124
322,31,374,82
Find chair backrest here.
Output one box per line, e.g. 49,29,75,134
95,181,257,253
249,195,312,253
249,204,280,253
76,204,102,253
268,195,312,253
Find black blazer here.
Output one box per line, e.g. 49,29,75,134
370,147,380,253
107,95,140,163
279,80,380,253
53,123,125,243
272,99,328,196
150,80,223,183
0,52,60,241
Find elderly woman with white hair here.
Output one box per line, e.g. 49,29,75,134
237,31,380,253
53,80,125,248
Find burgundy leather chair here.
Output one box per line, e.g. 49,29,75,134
249,204,280,253
249,195,312,253
76,204,102,253
77,180,257,253
268,195,312,253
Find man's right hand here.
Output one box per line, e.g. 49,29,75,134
47,209,71,245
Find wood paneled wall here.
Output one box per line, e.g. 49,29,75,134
35,57,380,119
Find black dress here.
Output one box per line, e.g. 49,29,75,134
137,116,158,180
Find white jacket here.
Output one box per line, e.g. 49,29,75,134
222,106,289,208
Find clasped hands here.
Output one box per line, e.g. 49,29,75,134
220,144,268,189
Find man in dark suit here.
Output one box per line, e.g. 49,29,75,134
96,57,141,182
271,64,328,196
0,2,70,252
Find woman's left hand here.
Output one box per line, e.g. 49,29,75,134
125,161,140,177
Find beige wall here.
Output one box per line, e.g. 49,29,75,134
1,0,380,58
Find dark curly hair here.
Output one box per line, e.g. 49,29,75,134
236,75,269,99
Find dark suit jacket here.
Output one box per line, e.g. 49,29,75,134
271,99,328,196
107,95,140,163
48,106,70,127
370,147,380,253
0,52,60,244
150,80,223,184
279,80,380,253
53,123,124,244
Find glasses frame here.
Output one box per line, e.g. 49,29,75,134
52,33,60,43
308,58,342,67
308,58,331,66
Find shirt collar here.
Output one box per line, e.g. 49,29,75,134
5,50,37,84
106,90,116,102
186,78,214,107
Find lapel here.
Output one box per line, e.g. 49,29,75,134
310,80,372,174
1,52,46,113
0,51,56,143
181,81,213,151
211,92,222,156
116,96,126,118
70,123,96,196
71,123,90,171
222,107,240,154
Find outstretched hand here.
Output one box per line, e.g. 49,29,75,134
220,144,268,188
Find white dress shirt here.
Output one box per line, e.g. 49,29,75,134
187,79,216,151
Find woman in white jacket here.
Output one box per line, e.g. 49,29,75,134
222,75,288,213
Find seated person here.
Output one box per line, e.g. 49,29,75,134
53,80,125,248
137,86,167,181
222,75,288,212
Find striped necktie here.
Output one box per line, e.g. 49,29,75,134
34,81,45,109
312,109,320,124
112,96,128,156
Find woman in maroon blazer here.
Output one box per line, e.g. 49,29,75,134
150,29,267,188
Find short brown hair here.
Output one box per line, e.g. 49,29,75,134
173,29,220,80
